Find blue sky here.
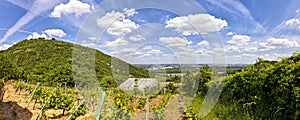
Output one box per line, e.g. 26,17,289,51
0,0,300,64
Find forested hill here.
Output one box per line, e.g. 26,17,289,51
0,39,149,87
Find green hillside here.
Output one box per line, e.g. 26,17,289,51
183,53,299,119
0,38,149,87
221,54,300,119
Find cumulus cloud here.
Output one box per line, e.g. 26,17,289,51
226,31,234,36
123,8,137,17
159,37,196,59
146,49,163,55
166,14,228,35
50,0,92,18
110,48,135,57
257,42,275,51
26,29,66,40
88,37,97,41
26,32,50,40
227,35,251,46
129,35,145,41
226,45,240,52
266,38,299,48
259,53,291,61
159,37,193,48
97,11,124,27
44,29,66,37
0,44,12,51
97,10,139,36
244,46,257,52
143,46,153,50
197,40,209,47
225,35,259,53
105,38,128,48
254,37,299,52
285,18,300,29
80,40,97,48
107,19,139,36
242,53,257,58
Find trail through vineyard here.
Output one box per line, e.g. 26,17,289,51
134,94,185,120
0,82,69,120
164,95,185,120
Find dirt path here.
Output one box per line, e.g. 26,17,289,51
164,94,185,120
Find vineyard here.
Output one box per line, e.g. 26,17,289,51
0,79,183,120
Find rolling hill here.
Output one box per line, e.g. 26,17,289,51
0,38,149,88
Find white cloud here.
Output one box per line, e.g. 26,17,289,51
0,44,12,51
105,38,128,48
107,19,139,36
244,46,257,52
159,37,193,48
88,37,97,41
166,14,227,35
211,48,225,54
123,8,137,17
110,48,135,56
97,11,124,27
44,29,66,37
26,32,51,40
259,53,291,61
80,40,97,48
197,40,209,47
226,31,234,36
227,35,251,46
129,35,145,41
226,45,240,52
1,0,60,43
266,38,299,48
143,46,153,50
147,49,163,55
137,53,151,58
242,53,257,58
225,34,259,53
159,37,196,60
97,10,139,36
255,37,299,52
257,42,275,51
285,18,300,29
50,0,91,18
26,29,66,40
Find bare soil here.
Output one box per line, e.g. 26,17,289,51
1,81,69,120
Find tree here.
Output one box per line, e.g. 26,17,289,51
99,76,117,88
197,65,212,96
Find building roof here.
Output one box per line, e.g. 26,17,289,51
118,78,159,91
